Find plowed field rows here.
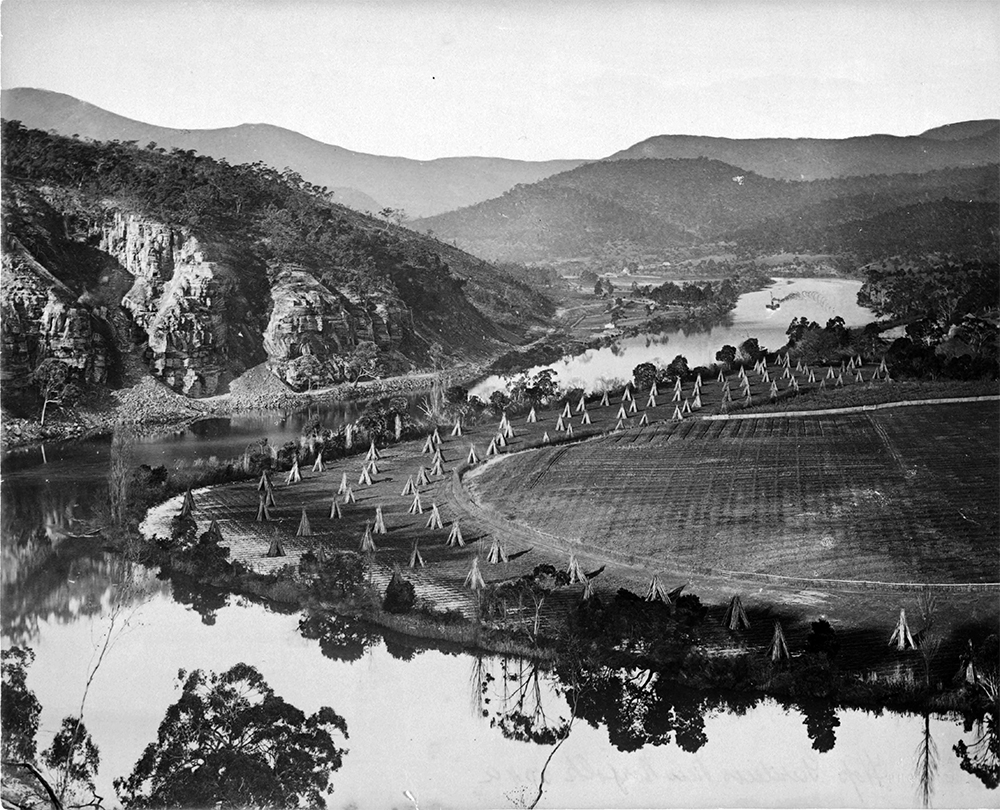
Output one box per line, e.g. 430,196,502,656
469,401,999,585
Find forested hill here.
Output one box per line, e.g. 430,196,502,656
0,87,584,217
603,124,999,179
414,158,999,264
0,121,551,404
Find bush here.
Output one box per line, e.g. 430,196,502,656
169,513,198,547
311,552,366,597
383,569,416,614
806,619,840,659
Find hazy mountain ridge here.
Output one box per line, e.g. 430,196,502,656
0,88,584,218
918,119,1000,141
414,157,999,263
604,125,999,180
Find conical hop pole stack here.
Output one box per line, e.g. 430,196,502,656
487,536,508,564
359,522,377,553
409,539,425,568
425,503,444,530
723,594,750,631
295,508,312,537
373,505,387,534
446,520,465,547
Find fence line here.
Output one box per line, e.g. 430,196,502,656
702,395,1000,421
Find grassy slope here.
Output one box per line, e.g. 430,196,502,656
471,400,999,585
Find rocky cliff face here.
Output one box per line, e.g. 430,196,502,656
99,213,247,396
0,237,110,396
1,199,424,402
263,267,414,388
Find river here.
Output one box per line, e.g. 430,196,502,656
473,277,874,397
2,278,995,808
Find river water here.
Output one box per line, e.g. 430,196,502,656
2,278,995,808
473,277,874,397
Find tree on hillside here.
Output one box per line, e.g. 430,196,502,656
526,369,559,404
632,362,658,390
346,342,382,388
786,317,820,347
114,664,348,810
445,384,469,404
31,358,80,426
377,207,408,228
489,390,511,414
738,338,765,363
715,345,737,367
666,355,690,381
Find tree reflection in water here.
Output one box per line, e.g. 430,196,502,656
470,654,575,809
1,548,165,646
800,697,842,753
954,701,999,791
167,575,230,626
473,656,571,745
297,610,381,663
114,663,348,809
915,712,939,808
383,634,423,662
566,665,722,754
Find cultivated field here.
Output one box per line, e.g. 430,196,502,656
468,401,999,586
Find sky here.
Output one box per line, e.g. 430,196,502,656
2,0,998,161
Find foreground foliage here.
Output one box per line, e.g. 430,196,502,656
114,664,348,809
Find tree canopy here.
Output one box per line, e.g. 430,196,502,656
114,663,348,810
1,647,42,762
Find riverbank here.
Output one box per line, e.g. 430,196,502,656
132,503,996,720
129,364,998,720
0,363,483,455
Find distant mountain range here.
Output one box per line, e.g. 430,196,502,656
0,88,584,218
603,122,999,180
414,158,999,264
3,87,997,266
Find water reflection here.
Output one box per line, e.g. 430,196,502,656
473,655,571,745
801,697,842,753
1,476,102,572
298,610,383,663
0,543,166,646
955,704,1000,790
472,277,871,396
569,666,716,753
916,712,939,808
168,574,230,626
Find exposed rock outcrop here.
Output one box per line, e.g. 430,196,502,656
263,267,412,388
1,122,548,415
0,238,110,396
98,212,267,396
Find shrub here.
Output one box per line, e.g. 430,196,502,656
383,569,416,614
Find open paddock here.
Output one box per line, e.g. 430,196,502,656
467,401,999,587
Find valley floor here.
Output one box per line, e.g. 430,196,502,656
141,363,999,685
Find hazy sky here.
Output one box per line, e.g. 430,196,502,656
2,0,998,160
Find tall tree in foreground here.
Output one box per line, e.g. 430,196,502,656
1,647,42,762
114,663,348,809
